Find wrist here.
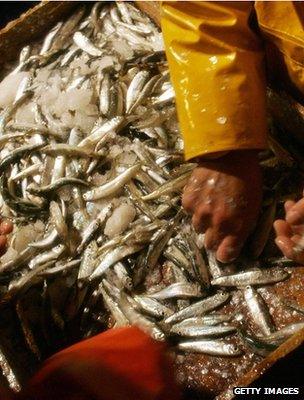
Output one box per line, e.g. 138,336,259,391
194,151,229,161
195,149,260,164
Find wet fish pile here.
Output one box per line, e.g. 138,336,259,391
0,1,303,391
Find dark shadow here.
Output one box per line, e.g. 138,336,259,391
0,2,38,30
293,3,304,30
235,343,304,400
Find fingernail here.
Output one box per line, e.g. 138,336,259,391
222,246,240,262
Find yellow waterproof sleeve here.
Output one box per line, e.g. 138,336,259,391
161,1,268,160
255,1,304,97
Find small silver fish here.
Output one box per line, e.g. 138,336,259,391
40,21,63,55
134,211,183,286
29,229,59,249
165,292,230,324
10,164,41,182
134,295,173,319
171,314,232,329
0,346,20,391
41,144,100,158
148,282,202,301
171,324,236,338
100,287,129,327
16,301,41,360
89,244,143,281
153,86,175,106
116,1,133,24
113,262,133,290
260,322,304,344
126,70,150,113
118,293,165,341
142,171,191,201
0,246,37,274
99,73,111,116
77,204,112,254
27,177,89,195
29,244,66,269
78,241,98,281
73,31,104,57
0,142,45,174
50,201,68,242
83,164,141,201
244,286,275,336
52,6,85,50
211,269,289,287
178,339,242,356
78,116,124,149
41,259,81,277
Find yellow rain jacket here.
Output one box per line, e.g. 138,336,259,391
161,2,304,160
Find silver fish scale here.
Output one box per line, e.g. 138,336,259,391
0,2,301,386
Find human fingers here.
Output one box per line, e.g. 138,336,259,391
0,220,13,235
275,235,304,263
274,216,304,237
202,203,236,250
204,203,251,253
275,235,295,259
216,235,242,263
290,234,304,252
182,183,199,214
273,219,292,238
0,235,7,256
204,227,225,251
290,225,304,235
284,200,296,213
286,198,304,225
191,204,211,233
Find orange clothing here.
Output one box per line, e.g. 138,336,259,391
4,328,180,400
161,2,304,160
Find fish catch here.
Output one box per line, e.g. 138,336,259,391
0,1,303,392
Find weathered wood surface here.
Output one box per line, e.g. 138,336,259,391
0,2,304,399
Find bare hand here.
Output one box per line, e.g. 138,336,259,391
274,193,304,263
0,219,13,256
182,150,262,263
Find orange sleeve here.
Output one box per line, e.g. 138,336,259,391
161,1,268,160
18,327,180,400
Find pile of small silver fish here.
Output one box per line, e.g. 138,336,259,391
0,2,303,392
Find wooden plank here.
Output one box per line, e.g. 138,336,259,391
135,1,161,26
0,1,76,65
